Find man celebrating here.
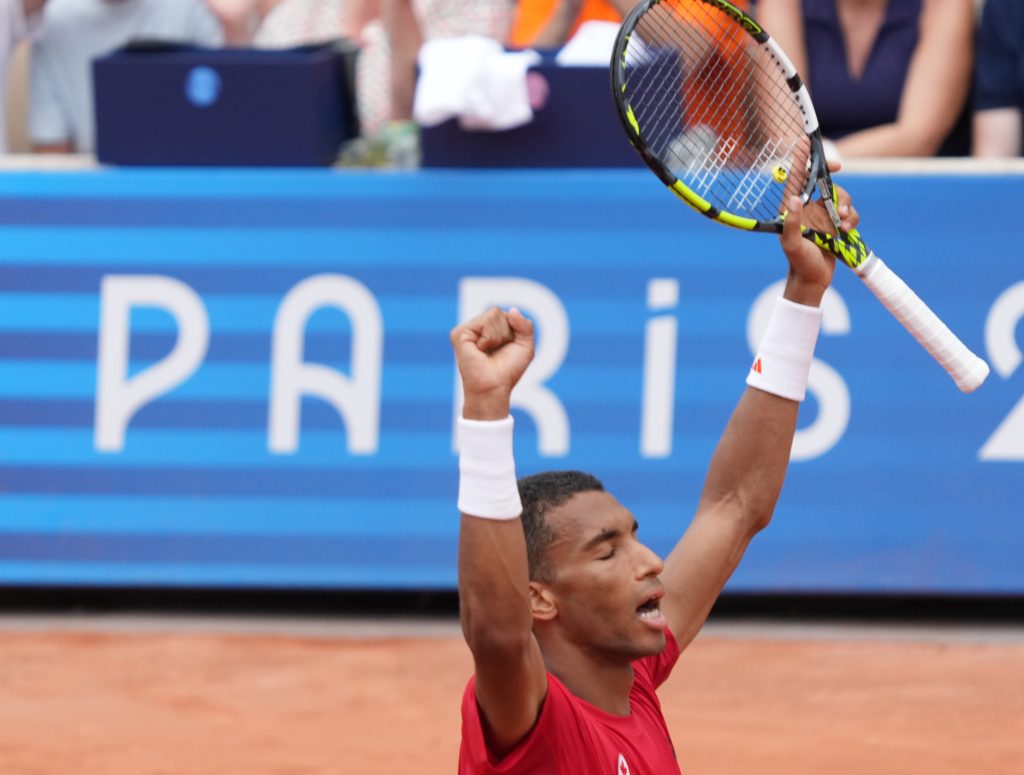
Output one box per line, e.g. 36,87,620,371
451,184,858,773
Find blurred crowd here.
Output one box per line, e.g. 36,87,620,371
0,0,1021,164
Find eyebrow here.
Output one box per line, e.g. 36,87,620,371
582,519,639,551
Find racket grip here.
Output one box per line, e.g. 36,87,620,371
855,254,989,393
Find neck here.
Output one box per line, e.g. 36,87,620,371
540,642,636,716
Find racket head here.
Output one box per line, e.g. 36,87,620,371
610,0,832,234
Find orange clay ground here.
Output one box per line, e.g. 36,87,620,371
0,618,1020,775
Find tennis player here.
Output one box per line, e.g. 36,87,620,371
452,184,858,774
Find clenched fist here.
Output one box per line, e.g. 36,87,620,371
451,307,535,421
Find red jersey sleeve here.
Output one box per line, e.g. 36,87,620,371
459,673,591,774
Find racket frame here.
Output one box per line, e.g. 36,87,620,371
611,0,864,263
609,0,989,393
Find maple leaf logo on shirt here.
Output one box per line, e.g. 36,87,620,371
617,753,630,775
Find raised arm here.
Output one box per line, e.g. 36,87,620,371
452,308,549,756
659,185,856,650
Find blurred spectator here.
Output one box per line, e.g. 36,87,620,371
1,0,45,153
972,0,1023,157
255,0,385,132
257,0,512,166
380,0,512,165
203,0,281,45
29,0,223,154
509,0,628,49
757,0,974,158
255,0,377,46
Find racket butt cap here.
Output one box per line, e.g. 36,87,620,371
955,358,990,394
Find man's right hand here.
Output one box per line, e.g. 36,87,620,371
451,307,535,421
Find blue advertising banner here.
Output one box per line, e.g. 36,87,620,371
0,168,1020,592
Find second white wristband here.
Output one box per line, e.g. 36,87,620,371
746,297,823,402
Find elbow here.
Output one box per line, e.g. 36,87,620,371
736,494,777,536
901,106,969,156
907,126,949,157
748,507,774,535
701,487,778,536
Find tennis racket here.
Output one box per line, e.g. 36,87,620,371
610,0,989,393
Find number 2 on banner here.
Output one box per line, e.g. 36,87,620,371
980,282,1024,460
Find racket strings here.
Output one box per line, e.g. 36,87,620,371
643,3,803,158
669,3,805,146
622,1,808,221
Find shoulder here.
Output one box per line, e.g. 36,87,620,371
460,673,584,772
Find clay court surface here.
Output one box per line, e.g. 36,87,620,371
0,616,1020,775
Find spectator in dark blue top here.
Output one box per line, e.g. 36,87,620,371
973,0,1024,157
757,0,974,159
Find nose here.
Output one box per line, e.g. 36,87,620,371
635,540,664,579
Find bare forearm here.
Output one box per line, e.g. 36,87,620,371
458,516,533,648
835,121,948,158
381,0,422,121
700,277,821,524
660,386,799,648
458,402,532,647
699,386,797,522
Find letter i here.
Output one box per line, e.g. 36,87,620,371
640,279,678,458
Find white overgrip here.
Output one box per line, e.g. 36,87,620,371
855,254,990,393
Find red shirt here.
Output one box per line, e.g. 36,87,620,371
459,629,682,774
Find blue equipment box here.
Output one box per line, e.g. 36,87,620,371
420,56,643,168
93,42,357,166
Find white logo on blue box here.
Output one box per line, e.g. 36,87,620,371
185,66,221,108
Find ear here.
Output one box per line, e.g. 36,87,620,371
529,581,558,622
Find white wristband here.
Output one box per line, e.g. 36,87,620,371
457,416,522,520
746,297,823,402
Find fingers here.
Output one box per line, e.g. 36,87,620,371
451,307,530,353
781,137,811,210
781,195,804,252
476,308,514,352
506,307,534,338
833,185,859,231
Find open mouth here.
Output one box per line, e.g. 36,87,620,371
636,598,661,619
635,590,667,630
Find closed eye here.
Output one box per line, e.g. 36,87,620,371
598,547,616,560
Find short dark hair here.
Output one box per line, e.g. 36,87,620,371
518,470,604,583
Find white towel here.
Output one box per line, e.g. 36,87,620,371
414,36,542,131
554,21,621,66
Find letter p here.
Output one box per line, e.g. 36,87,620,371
94,275,210,452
